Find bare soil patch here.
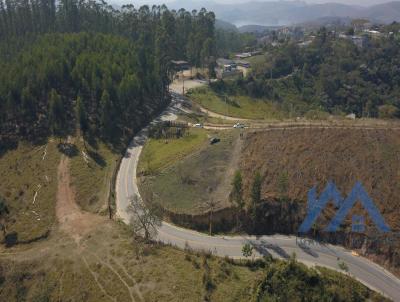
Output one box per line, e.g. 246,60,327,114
56,155,104,243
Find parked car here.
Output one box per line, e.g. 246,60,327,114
233,123,245,129
193,123,203,128
210,137,221,145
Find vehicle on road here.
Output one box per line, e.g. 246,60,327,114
193,123,203,128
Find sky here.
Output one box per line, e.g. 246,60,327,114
122,0,394,6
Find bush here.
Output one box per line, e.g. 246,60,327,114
378,105,399,119
5,232,18,247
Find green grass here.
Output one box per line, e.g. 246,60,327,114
0,141,60,243
247,54,267,66
138,128,208,175
140,130,238,214
188,87,287,120
70,139,119,213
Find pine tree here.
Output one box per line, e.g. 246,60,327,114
48,89,65,139
76,95,88,138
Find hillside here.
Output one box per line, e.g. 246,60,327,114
0,33,167,148
240,128,400,231
0,0,217,151
211,25,400,118
239,127,400,273
169,0,400,26
0,125,388,301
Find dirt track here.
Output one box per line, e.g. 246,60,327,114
56,155,103,243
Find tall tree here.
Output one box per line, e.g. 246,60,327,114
230,170,244,229
48,89,65,139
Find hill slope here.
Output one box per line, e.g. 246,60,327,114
170,0,400,26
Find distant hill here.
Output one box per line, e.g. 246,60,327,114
215,19,237,31
169,0,400,26
238,25,274,33
365,1,400,23
296,16,353,29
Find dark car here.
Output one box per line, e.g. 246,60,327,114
210,137,221,145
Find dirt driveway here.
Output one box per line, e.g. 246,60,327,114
56,155,104,243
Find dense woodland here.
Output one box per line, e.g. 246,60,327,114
0,0,216,149
212,25,400,118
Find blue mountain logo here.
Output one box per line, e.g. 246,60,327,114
298,181,391,233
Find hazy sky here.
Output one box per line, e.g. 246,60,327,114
122,0,394,6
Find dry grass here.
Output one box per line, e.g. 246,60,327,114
0,223,258,302
0,141,60,242
139,130,239,214
70,138,119,213
240,128,400,231
0,137,390,302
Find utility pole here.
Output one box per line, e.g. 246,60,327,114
182,70,185,95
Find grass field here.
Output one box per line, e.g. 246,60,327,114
70,139,119,214
0,219,386,302
247,54,267,66
187,87,287,120
0,141,60,243
0,222,259,302
138,128,208,175
139,130,239,214
0,222,387,302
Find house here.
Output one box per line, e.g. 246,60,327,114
171,60,191,71
216,58,242,79
340,34,369,48
216,58,236,69
298,40,312,48
234,60,251,68
234,53,252,59
351,35,369,48
363,29,382,38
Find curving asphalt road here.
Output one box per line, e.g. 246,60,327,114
116,97,400,301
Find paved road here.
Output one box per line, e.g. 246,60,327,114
116,98,400,301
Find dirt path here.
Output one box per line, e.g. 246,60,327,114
211,133,244,208
56,155,103,243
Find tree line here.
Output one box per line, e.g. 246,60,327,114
0,1,217,149
0,0,216,67
211,25,400,118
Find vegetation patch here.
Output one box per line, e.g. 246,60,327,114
138,128,208,175
188,87,286,120
240,128,400,231
254,256,388,302
70,139,119,214
140,130,239,214
0,141,60,243
0,220,385,302
237,128,400,276
0,223,258,302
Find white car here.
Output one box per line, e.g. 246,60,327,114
233,123,245,129
194,123,203,128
